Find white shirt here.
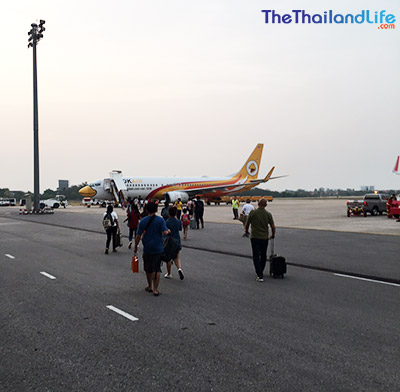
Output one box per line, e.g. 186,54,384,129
103,211,118,227
242,203,254,216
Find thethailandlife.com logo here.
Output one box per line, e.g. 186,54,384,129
261,10,396,29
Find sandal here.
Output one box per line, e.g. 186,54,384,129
145,287,153,293
153,292,161,297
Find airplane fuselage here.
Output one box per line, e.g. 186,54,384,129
88,175,248,201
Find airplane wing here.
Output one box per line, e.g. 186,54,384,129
181,182,248,196
248,167,288,185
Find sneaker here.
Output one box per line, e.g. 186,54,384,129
105,248,109,254
178,269,184,280
164,273,172,279
113,249,117,253
128,241,132,249
256,276,264,282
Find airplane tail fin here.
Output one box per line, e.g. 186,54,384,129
393,156,400,175
235,144,263,181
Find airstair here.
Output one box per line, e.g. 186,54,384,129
108,170,128,207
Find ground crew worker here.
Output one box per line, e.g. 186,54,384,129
232,197,239,220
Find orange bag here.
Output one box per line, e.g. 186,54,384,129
131,255,139,273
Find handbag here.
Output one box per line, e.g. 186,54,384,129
238,213,247,223
115,232,123,247
131,255,139,273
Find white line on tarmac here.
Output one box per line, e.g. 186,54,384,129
106,305,139,321
5,254,15,259
40,271,57,280
334,273,400,287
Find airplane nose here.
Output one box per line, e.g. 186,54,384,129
79,186,97,197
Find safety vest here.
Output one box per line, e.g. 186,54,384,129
232,199,239,209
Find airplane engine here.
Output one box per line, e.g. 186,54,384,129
165,191,189,204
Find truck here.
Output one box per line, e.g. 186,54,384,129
40,195,68,209
82,197,106,207
346,193,389,217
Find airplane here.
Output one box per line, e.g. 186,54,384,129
393,156,400,175
78,143,286,204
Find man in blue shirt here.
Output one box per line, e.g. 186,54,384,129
134,201,170,296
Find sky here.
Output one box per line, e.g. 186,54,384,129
1,0,399,192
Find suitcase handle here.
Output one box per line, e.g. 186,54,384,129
269,238,275,258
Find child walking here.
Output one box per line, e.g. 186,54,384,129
181,207,190,240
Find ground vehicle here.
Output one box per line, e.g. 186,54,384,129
347,193,389,217
40,195,68,209
363,193,389,216
346,200,366,217
210,195,273,205
0,198,16,206
387,200,400,219
82,198,106,207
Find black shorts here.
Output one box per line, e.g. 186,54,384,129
143,253,163,274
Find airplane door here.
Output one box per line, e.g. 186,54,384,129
104,178,111,190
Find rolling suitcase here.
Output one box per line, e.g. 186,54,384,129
190,218,197,229
269,239,286,278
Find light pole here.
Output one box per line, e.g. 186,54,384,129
28,20,45,213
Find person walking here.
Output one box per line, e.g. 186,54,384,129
164,206,185,280
174,198,183,219
134,201,170,296
187,198,194,218
181,207,190,240
125,200,140,249
161,201,170,221
241,199,254,237
103,205,120,254
194,197,204,229
245,198,276,282
232,196,239,220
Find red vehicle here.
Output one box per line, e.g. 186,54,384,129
387,199,400,219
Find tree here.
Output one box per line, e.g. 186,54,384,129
41,188,57,199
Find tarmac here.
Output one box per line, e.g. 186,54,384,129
0,200,399,391
65,198,400,236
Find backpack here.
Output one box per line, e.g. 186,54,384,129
161,206,169,221
103,212,114,229
181,213,190,227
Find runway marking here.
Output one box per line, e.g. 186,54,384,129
106,305,139,321
5,254,15,259
334,273,400,287
40,271,57,280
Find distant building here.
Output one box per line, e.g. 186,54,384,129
361,185,375,191
58,180,69,192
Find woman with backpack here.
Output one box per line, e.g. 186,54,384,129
181,207,190,240
103,205,120,254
